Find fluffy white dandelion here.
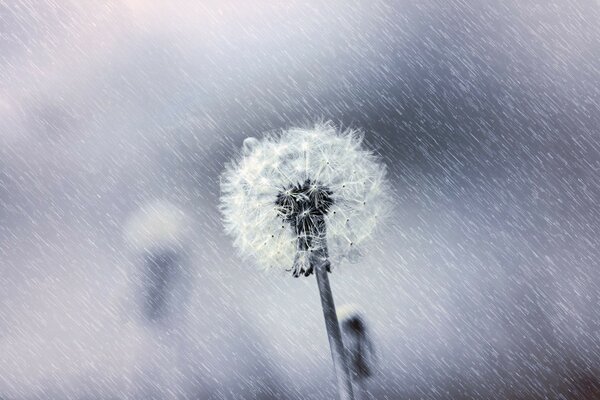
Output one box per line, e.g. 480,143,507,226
221,122,391,276
221,122,391,400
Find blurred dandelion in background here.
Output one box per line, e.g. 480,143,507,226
220,122,391,400
339,304,377,400
124,200,191,325
124,201,193,398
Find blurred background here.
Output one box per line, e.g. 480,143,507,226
1,1,599,398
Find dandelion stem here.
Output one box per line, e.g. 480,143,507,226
314,258,355,400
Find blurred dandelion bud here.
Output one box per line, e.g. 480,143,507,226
221,122,391,400
338,305,377,381
124,200,191,324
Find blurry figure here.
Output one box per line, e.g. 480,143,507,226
339,305,377,400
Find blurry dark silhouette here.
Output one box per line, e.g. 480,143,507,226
141,249,181,322
344,316,374,379
339,305,377,400
124,200,191,327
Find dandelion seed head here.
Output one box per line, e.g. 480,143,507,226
220,122,392,273
124,200,189,254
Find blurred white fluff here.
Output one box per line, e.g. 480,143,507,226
124,200,190,253
220,122,391,271
337,303,364,322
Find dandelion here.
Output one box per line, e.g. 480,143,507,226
124,200,191,324
338,304,377,400
220,122,391,400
